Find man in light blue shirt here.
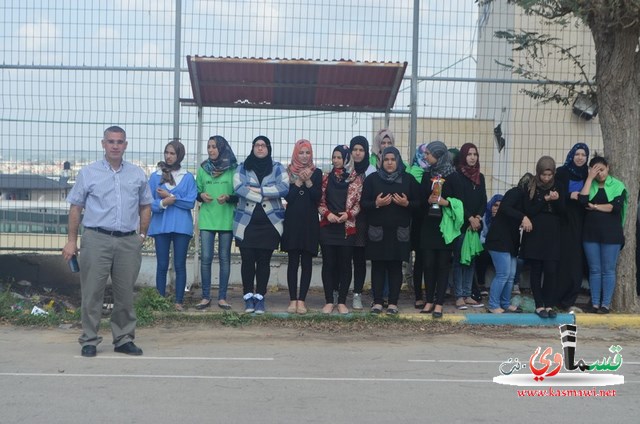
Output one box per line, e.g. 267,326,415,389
62,126,152,358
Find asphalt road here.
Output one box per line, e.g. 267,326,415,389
1,325,639,423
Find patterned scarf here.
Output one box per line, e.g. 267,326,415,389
413,143,429,170
201,135,237,177
328,145,352,188
318,172,363,237
562,142,590,180
157,140,185,186
426,140,455,178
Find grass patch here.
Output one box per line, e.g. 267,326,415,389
0,283,80,327
0,283,464,335
220,311,253,327
134,287,174,326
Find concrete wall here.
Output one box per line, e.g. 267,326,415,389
0,253,365,295
1,252,517,301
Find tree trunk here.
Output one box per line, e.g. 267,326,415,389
589,19,640,312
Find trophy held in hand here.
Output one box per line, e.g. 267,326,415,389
428,175,445,218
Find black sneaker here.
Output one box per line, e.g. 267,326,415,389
597,306,610,314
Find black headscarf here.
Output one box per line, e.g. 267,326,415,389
243,135,273,183
377,146,405,184
518,173,534,192
157,140,185,186
349,135,370,175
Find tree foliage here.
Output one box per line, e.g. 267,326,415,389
493,28,596,105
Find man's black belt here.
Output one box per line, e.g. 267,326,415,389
86,227,136,237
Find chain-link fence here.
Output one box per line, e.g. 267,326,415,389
1,0,602,255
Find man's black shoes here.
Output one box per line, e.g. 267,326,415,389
114,341,143,356
81,345,97,357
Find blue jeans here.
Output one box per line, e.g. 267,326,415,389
583,241,621,308
153,232,192,304
453,234,474,298
200,230,232,301
488,251,517,310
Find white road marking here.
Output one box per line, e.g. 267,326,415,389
409,360,640,365
409,359,502,363
72,356,274,361
1,373,637,384
0,372,489,383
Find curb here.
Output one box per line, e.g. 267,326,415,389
404,313,640,327
403,313,575,326
575,314,640,328
189,311,640,328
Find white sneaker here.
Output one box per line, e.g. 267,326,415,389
456,298,468,310
512,284,521,295
352,293,363,310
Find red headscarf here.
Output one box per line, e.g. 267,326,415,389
288,139,316,182
457,142,481,185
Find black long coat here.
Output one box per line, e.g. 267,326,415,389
360,171,420,261
280,168,322,255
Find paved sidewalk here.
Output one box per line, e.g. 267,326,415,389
175,283,640,327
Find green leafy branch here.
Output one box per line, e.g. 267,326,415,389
494,28,596,105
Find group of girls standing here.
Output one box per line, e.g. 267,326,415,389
146,129,418,315
407,140,490,318
145,133,627,316
483,143,627,315
147,137,237,312
145,132,486,317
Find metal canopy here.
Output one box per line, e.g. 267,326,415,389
186,56,407,112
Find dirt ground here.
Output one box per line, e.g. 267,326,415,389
146,317,640,345
6,270,631,345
